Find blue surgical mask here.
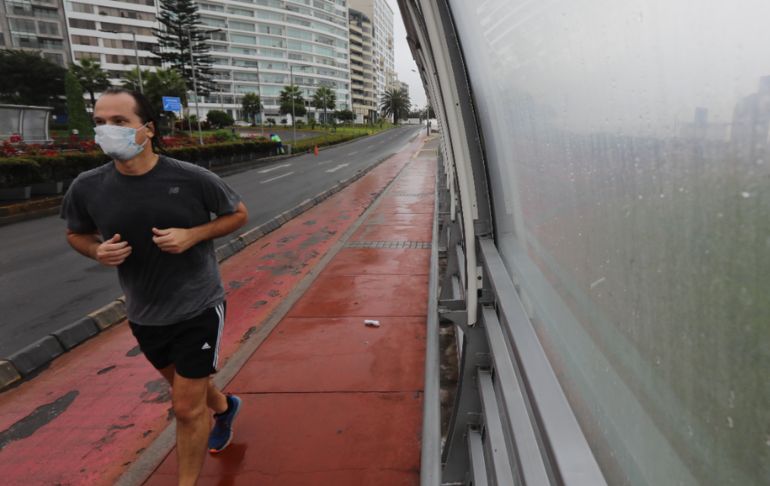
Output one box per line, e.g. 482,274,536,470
94,123,149,161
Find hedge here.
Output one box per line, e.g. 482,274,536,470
0,158,44,187
0,140,278,188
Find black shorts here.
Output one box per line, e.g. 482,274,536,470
129,302,226,379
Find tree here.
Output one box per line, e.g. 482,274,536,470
312,86,336,124
122,68,187,116
121,67,147,93
71,59,111,108
206,110,233,128
145,68,188,113
154,0,215,94
0,50,65,106
334,109,355,124
379,87,411,124
65,70,93,137
241,92,262,124
279,85,306,122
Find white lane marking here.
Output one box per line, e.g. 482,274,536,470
325,163,349,173
348,150,359,156
261,171,294,184
257,163,291,174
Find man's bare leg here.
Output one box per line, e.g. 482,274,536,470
172,373,212,486
158,365,228,414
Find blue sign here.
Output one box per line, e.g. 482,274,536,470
162,96,182,112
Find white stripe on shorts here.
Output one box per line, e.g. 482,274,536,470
213,302,225,370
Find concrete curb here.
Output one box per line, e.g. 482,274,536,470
7,335,64,377
0,151,394,393
52,317,100,350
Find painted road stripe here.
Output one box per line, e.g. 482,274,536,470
257,163,291,174
325,163,350,173
261,171,295,184
348,150,359,156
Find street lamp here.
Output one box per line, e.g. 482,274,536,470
186,27,204,145
256,60,264,137
100,29,143,94
184,27,221,145
288,64,313,150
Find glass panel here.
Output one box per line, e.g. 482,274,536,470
447,1,770,485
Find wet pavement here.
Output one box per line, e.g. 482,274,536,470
0,132,437,486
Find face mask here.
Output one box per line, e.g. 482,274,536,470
94,123,149,162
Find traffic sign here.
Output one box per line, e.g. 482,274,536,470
162,96,182,112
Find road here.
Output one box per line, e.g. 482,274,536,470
0,126,421,357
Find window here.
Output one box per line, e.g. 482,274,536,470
10,18,37,34
257,23,284,35
72,35,98,46
75,51,100,61
228,7,253,17
232,59,258,68
229,21,254,32
200,3,224,12
233,72,258,81
69,2,94,13
42,52,64,66
37,21,60,36
257,36,284,48
201,17,227,28
231,34,256,45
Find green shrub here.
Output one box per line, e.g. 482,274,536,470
0,158,43,188
206,110,234,129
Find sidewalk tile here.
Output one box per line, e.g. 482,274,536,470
228,316,425,393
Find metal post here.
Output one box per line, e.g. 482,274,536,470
290,64,295,150
131,32,143,94
187,28,203,145
256,60,263,137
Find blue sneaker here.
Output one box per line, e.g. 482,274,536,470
208,394,241,453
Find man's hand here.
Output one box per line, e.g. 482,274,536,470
152,227,198,254
95,233,132,266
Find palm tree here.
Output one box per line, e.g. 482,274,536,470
312,86,336,124
241,92,262,125
279,85,306,123
121,67,147,93
71,59,111,108
144,68,187,112
379,87,411,124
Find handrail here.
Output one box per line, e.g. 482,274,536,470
420,156,442,486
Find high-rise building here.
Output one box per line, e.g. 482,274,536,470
348,8,375,123
197,0,351,121
63,0,161,82
0,0,71,67
61,0,351,122
348,0,393,104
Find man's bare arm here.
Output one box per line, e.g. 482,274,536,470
152,201,249,254
66,231,132,266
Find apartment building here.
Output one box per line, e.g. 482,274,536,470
347,0,392,103
196,0,350,120
64,0,160,82
0,0,71,66
348,7,375,123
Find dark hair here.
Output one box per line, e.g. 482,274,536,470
100,87,164,152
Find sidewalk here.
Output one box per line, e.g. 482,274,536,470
0,133,437,486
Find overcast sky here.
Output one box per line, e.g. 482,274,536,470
386,0,428,109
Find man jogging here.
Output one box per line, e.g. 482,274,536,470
61,88,247,486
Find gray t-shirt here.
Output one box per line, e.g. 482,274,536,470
60,156,241,326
